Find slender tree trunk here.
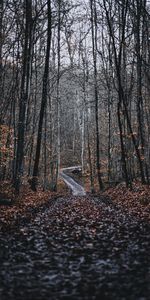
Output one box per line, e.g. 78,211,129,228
81,108,85,174
117,101,129,186
56,0,61,190
14,0,32,193
0,0,3,111
135,0,149,183
43,107,47,190
30,0,52,191
107,90,111,183
87,110,95,193
90,0,104,190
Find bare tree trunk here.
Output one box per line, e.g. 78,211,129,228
134,0,149,183
0,0,3,110
14,0,32,193
117,100,129,186
27,52,38,177
81,108,85,174
43,107,47,190
107,89,112,183
30,0,52,191
56,0,61,190
90,0,104,190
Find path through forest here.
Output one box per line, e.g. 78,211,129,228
60,166,86,196
0,193,150,299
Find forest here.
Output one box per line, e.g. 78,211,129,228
0,0,150,299
0,0,150,192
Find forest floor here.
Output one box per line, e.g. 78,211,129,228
0,179,150,299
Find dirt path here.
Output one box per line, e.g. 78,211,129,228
60,167,86,196
0,195,150,300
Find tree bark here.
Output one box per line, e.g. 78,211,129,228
0,0,3,108
30,0,52,191
90,0,104,190
14,0,32,193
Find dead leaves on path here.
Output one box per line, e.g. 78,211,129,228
0,193,150,299
0,179,150,233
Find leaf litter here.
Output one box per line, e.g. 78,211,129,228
0,182,150,299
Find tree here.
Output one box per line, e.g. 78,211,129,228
103,0,147,186
0,0,3,112
30,0,52,191
14,0,33,193
90,0,104,190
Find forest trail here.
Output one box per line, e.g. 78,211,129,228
60,166,86,196
0,194,150,300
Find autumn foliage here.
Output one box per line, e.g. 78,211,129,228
0,125,13,167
